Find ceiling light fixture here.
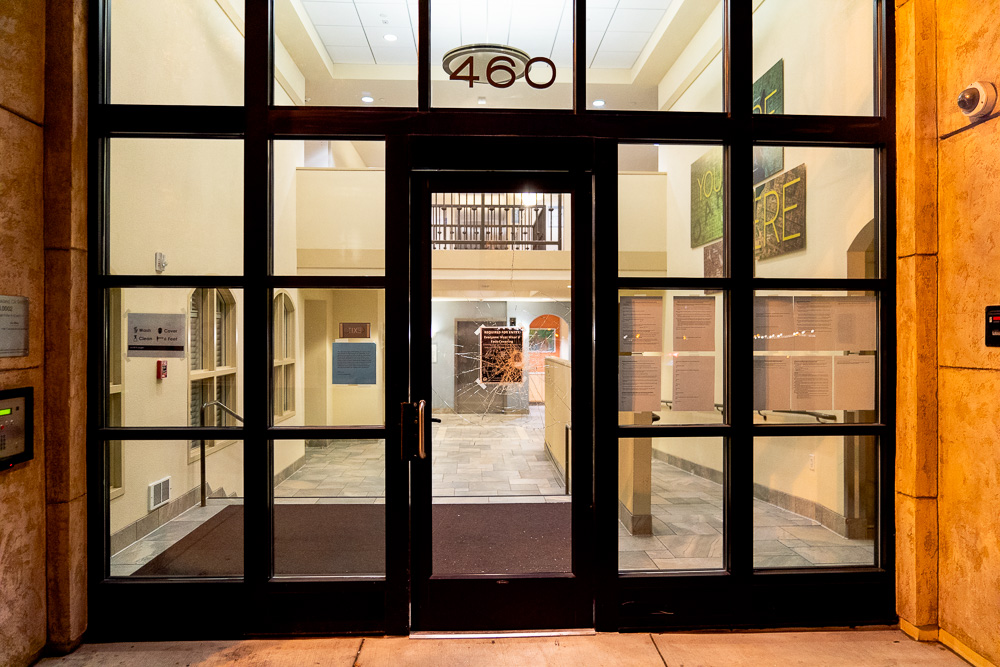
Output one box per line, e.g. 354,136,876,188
593,99,605,107
361,95,374,103
477,97,487,105
383,33,397,42
442,44,530,86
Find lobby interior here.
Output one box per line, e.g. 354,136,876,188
0,0,997,665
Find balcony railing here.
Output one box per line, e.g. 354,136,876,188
431,193,565,251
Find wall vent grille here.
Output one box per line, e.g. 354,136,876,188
148,476,171,511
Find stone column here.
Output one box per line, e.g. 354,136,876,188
618,411,652,535
43,0,88,653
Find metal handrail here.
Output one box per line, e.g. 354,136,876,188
198,401,244,506
201,401,244,424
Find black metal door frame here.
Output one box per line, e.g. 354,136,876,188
402,146,597,630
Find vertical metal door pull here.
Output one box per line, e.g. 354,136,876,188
418,399,428,459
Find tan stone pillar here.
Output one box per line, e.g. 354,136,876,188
43,0,89,653
895,0,939,643
618,411,652,535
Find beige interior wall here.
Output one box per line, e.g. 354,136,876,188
753,0,873,116
618,173,668,274
295,169,386,274
109,138,244,276
300,289,385,426
109,0,244,105
896,0,1000,663
652,438,722,475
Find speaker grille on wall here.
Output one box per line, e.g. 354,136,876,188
148,476,171,511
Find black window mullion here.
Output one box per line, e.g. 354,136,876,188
243,0,272,592
574,0,586,114
726,0,754,584
594,138,619,631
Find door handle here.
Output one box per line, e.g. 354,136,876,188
416,399,441,460
417,399,428,459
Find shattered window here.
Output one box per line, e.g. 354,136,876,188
429,191,574,575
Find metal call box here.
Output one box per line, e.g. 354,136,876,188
987,307,1000,347
0,387,33,469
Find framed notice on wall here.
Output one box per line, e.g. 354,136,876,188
0,295,29,358
332,342,377,384
126,313,185,358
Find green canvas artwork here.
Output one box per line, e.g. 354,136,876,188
754,163,807,261
753,59,784,185
690,147,724,248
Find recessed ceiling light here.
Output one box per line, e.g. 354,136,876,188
383,33,397,42
477,97,487,105
593,99,605,107
361,95,374,103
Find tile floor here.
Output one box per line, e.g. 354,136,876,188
111,408,874,574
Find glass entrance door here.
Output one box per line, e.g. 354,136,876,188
405,169,593,630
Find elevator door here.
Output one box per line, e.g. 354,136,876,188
405,171,593,630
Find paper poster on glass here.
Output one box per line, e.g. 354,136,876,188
619,296,663,353
479,326,525,385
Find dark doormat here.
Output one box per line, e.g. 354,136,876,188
432,502,571,574
132,502,571,577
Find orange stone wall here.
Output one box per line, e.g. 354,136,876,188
896,0,1000,663
0,1,88,665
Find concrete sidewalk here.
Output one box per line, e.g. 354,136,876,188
37,628,968,666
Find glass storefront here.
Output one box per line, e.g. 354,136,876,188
91,0,894,638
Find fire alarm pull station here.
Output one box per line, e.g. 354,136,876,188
156,360,168,379
0,387,33,469
986,306,1000,347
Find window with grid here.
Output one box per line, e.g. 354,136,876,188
272,293,296,421
189,287,238,458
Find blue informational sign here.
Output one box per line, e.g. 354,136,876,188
332,342,377,385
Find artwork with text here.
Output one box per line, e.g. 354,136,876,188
754,164,806,260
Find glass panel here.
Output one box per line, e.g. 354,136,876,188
753,436,876,568
619,437,724,571
753,0,874,116
272,288,385,426
109,139,244,275
753,290,878,424
274,0,417,107
619,290,724,425
431,0,572,109
109,440,244,577
273,140,386,277
110,0,244,105
753,147,876,279
619,143,726,278
587,0,723,112
273,439,386,576
431,189,572,575
107,288,243,428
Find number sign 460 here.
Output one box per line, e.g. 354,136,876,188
449,55,556,89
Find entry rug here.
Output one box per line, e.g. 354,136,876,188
133,502,571,577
